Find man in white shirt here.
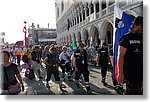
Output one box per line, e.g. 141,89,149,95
59,46,72,81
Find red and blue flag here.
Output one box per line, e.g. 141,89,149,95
113,6,134,81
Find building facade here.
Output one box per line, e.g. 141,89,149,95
55,0,143,46
28,24,57,46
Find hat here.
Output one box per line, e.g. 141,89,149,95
134,16,143,26
62,46,67,50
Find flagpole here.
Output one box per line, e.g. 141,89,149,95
23,21,27,48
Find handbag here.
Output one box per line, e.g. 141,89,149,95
8,83,21,94
4,69,21,94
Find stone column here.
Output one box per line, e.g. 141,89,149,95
100,35,106,46
72,9,75,26
93,1,97,20
88,3,92,15
75,10,78,25
77,8,81,24
80,5,84,22
99,0,102,17
106,0,109,14
84,4,88,17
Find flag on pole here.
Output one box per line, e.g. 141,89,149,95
22,24,27,47
22,26,27,34
113,6,134,81
70,41,76,52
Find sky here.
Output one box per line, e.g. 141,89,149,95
0,0,56,44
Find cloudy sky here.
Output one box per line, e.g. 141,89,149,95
0,0,56,43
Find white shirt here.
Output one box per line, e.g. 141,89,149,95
15,48,22,53
6,48,11,52
59,51,70,64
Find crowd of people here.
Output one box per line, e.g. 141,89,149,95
0,16,143,95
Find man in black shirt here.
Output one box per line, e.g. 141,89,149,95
74,43,91,94
30,46,43,80
97,42,109,85
118,16,143,95
44,46,66,89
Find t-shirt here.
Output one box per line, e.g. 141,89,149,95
74,49,88,69
31,50,40,63
59,52,70,64
98,47,109,64
15,48,22,56
46,53,58,65
1,63,19,90
6,48,11,53
119,32,143,82
27,49,32,58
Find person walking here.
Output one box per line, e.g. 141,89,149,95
96,42,109,85
73,43,91,94
1,51,24,95
59,46,72,81
118,16,143,95
44,46,66,89
30,46,43,80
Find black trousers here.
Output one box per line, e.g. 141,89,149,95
100,63,108,78
125,82,143,95
46,66,60,82
75,68,89,82
61,63,72,73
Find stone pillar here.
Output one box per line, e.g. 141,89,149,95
73,17,75,26
84,4,88,17
75,10,78,25
76,16,78,25
99,0,102,17
72,9,75,26
93,1,97,20
76,33,81,46
78,11,81,24
80,5,84,21
88,3,92,15
106,0,109,14
72,34,76,42
100,36,105,47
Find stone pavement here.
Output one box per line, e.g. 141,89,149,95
19,62,118,95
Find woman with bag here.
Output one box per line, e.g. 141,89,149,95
1,51,24,95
